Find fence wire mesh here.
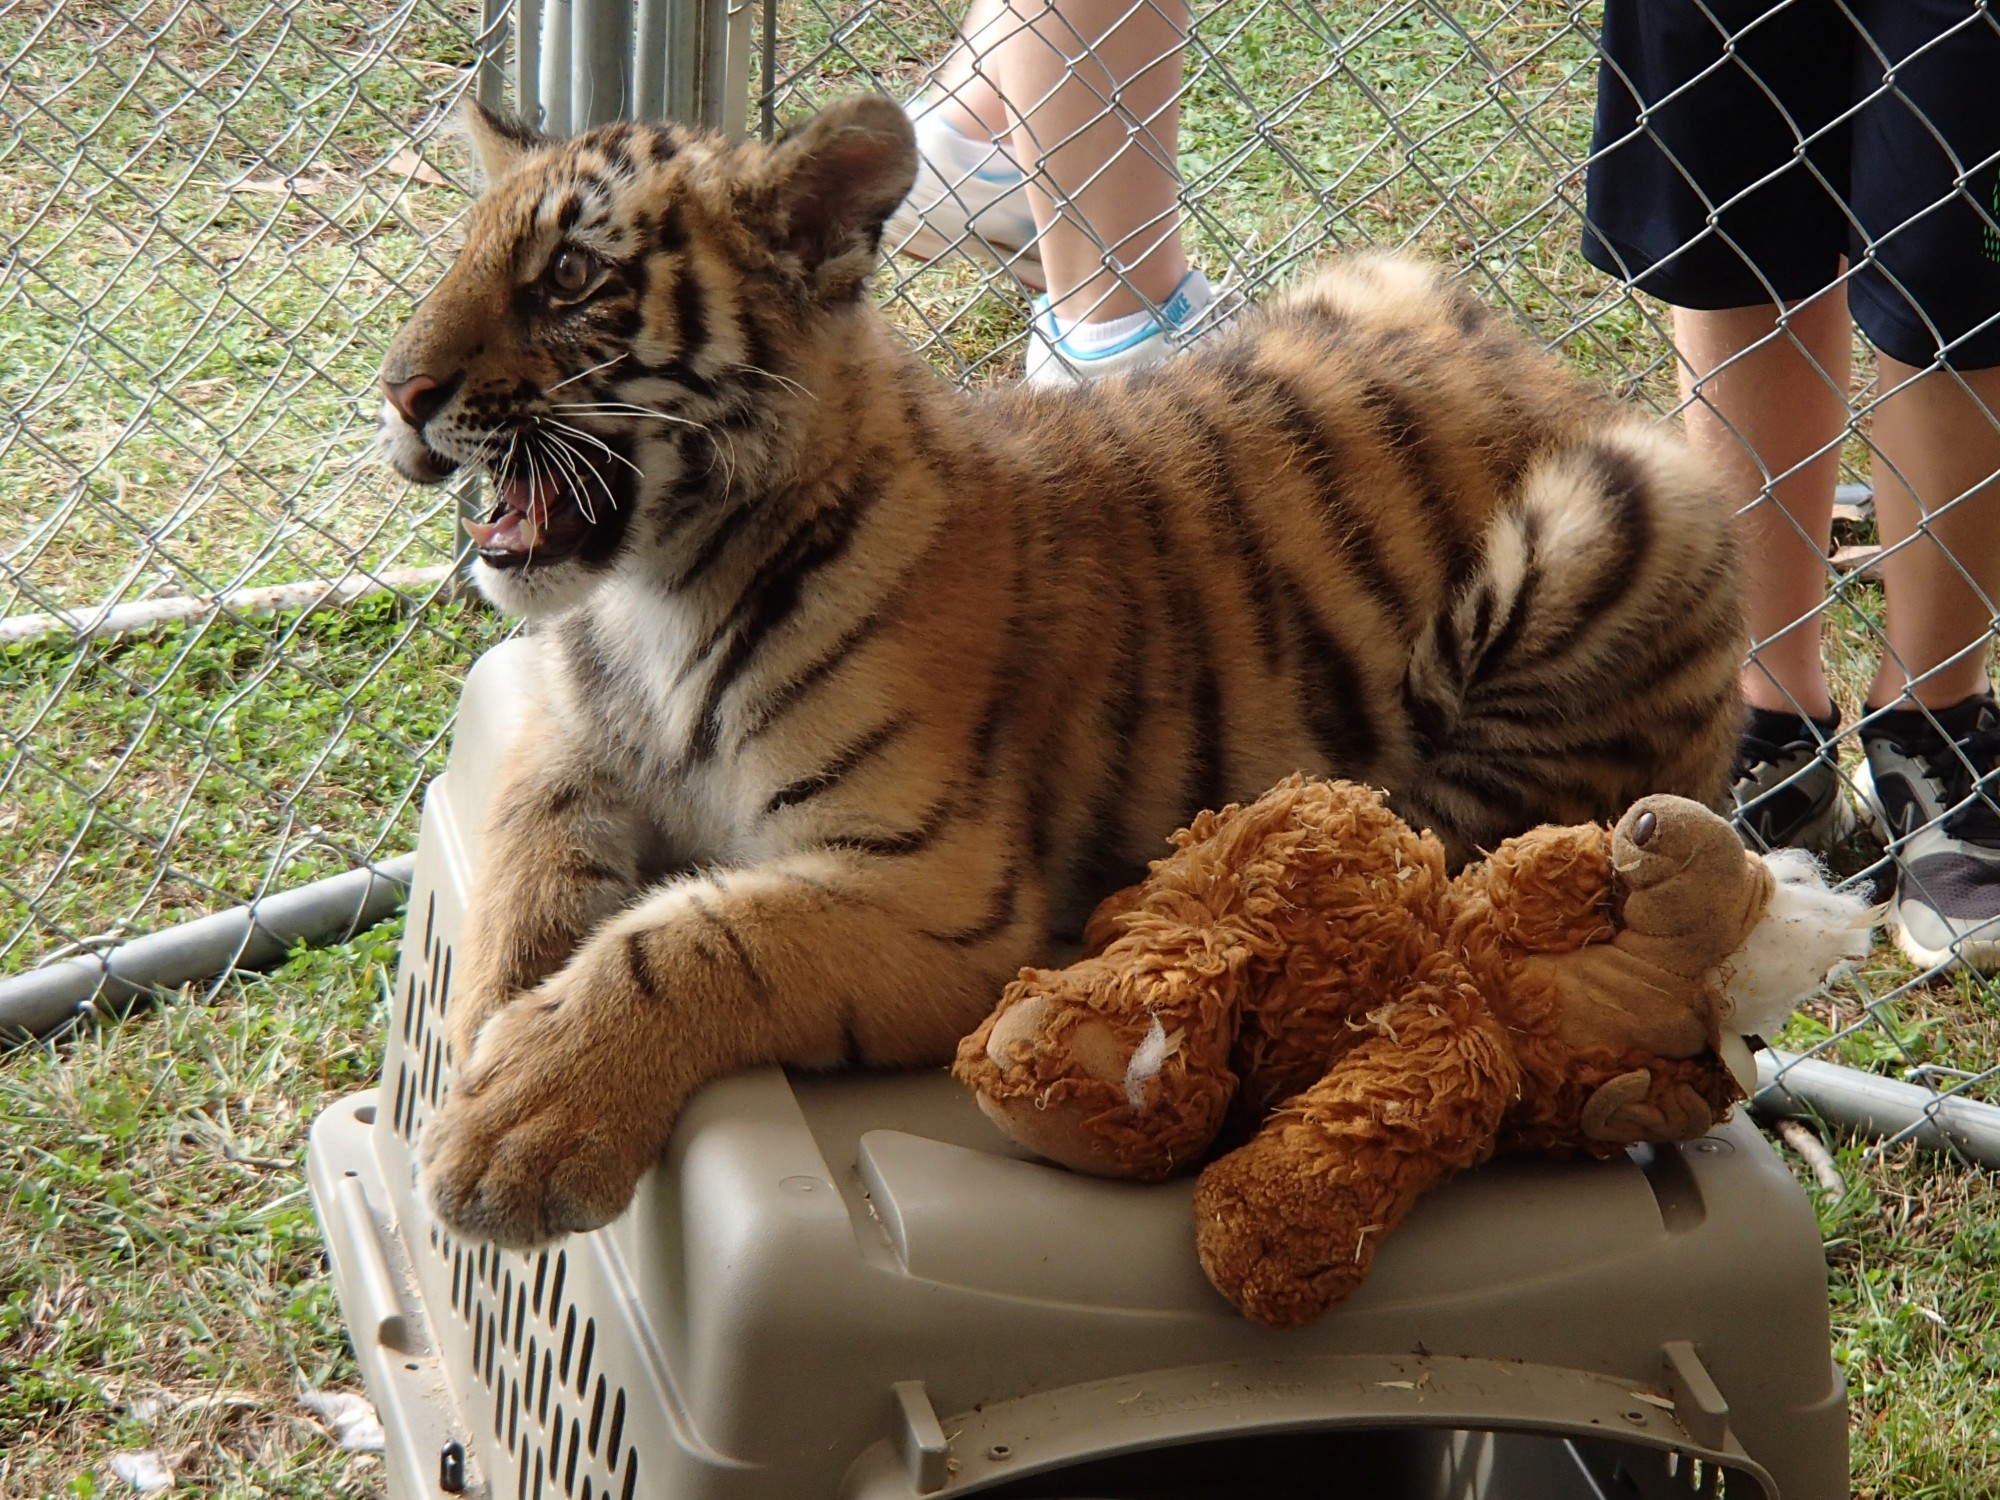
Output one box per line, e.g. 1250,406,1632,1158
0,0,513,987
5,0,2000,1155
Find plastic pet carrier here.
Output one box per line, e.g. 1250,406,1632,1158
308,640,1850,1499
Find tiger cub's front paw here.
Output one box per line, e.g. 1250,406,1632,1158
443,973,516,1065
418,993,666,1247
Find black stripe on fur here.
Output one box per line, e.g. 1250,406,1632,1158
764,717,909,814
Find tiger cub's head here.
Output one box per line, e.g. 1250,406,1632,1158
378,96,917,616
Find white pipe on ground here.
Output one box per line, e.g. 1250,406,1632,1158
0,566,454,647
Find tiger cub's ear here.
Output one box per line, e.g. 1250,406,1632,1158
458,99,551,190
758,95,918,299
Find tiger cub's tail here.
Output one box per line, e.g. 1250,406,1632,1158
1397,419,1744,864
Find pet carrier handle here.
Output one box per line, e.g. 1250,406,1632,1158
334,1173,412,1352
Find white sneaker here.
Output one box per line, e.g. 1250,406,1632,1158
1023,270,1234,388
884,105,1046,291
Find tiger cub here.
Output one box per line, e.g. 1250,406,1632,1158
378,95,1742,1246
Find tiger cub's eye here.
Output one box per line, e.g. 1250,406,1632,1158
547,248,597,299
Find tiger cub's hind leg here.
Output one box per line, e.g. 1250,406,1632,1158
1397,420,1744,864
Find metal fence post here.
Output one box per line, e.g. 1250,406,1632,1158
515,0,545,126
661,0,752,131
635,0,672,121
478,0,512,110
571,0,633,128
524,0,748,134
539,0,574,134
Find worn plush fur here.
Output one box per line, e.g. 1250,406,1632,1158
956,779,1850,1329
378,95,1745,1247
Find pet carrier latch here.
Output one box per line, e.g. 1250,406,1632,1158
1661,1340,1731,1449
892,1380,950,1494
333,1174,410,1351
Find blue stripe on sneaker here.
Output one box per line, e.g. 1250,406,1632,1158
1042,272,1207,361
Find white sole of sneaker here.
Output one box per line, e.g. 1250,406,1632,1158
887,218,1046,292
1022,329,1176,389
1852,759,2000,974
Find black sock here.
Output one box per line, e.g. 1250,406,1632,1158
1743,704,1839,750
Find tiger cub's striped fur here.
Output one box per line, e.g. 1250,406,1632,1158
378,96,1742,1246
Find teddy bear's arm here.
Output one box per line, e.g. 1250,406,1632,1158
1079,882,1147,956
1190,957,1520,1329
954,934,1251,1180
1451,823,1616,957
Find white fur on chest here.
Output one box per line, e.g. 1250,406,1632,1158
548,582,762,862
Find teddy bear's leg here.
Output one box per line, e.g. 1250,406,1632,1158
1491,1047,1741,1157
954,947,1248,1181
1190,959,1519,1329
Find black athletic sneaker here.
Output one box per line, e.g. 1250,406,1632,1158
1858,693,2000,972
1730,707,1855,855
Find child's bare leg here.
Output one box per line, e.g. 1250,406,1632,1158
986,0,1190,322
1673,293,1853,720
1864,360,2000,710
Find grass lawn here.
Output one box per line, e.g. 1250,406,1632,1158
3,0,1999,1495
2,929,401,1498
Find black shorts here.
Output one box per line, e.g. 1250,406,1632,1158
1582,0,2000,370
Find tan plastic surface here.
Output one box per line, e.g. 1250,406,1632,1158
309,638,1848,1499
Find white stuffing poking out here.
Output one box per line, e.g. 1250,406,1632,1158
1714,848,1877,1043
1124,1016,1171,1112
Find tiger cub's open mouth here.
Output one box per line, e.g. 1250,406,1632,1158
464,470,606,569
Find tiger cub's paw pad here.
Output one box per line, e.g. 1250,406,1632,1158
418,1005,655,1247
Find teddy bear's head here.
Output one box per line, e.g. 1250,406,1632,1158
1559,793,1871,1095
1613,793,1776,955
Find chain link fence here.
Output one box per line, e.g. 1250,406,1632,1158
0,0,511,1008
4,0,1999,1156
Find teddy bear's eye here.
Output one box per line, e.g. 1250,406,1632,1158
545,247,599,301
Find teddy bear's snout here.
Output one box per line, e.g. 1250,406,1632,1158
1611,794,1741,895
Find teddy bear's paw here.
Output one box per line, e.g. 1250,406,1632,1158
959,993,1232,1180
1580,1069,1719,1146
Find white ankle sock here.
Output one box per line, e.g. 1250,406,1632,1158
910,104,1021,181
1051,270,1214,349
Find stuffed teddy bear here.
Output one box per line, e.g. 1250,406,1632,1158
953,777,1873,1329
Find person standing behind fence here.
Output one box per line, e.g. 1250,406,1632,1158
883,0,1224,385
1584,0,2000,972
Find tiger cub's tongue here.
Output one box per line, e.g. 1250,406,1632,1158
463,476,556,554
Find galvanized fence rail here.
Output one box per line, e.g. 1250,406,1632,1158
3,0,1999,1163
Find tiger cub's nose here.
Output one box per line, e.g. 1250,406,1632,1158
382,373,457,429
